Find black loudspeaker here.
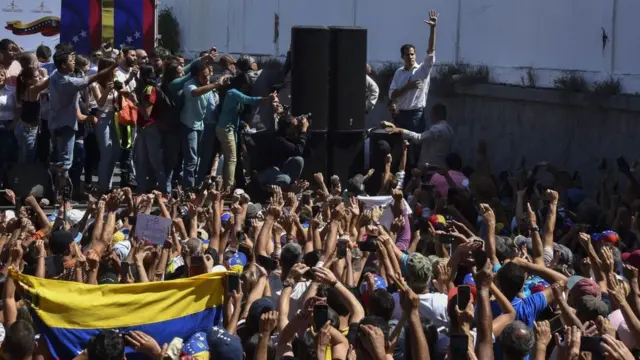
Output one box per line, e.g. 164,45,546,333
8,163,55,201
329,27,367,131
291,26,330,131
301,130,329,181
328,130,365,183
366,129,404,194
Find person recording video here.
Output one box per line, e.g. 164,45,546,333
254,111,309,188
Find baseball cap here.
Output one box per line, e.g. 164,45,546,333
182,331,209,359
206,327,242,360
592,230,620,245
622,250,640,268
447,286,477,311
226,252,247,274
568,277,601,299
359,274,387,294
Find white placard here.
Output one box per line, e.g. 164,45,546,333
135,214,172,245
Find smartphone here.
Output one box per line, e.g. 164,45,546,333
457,285,471,309
358,236,377,252
337,240,348,259
549,315,564,334
580,336,604,359
257,254,277,272
227,273,240,295
449,334,469,359
472,249,488,268
314,304,329,331
438,233,455,245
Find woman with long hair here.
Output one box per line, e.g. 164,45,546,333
15,52,49,163
89,57,119,193
134,64,167,193
215,73,275,189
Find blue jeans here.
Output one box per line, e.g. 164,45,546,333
180,124,202,189
161,126,181,193
197,122,216,186
95,113,121,193
69,136,85,193
395,108,425,133
15,121,38,163
52,126,76,171
257,156,304,187
136,123,168,193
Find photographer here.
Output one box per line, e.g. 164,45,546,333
255,112,308,188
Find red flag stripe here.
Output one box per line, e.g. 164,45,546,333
88,0,102,51
142,0,155,52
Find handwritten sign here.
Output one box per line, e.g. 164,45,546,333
135,214,172,245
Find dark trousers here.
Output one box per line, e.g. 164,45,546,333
395,108,425,171
37,119,51,165
118,124,135,187
84,132,99,186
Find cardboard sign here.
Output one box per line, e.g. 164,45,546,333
135,214,171,244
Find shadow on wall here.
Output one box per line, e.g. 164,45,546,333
366,84,640,196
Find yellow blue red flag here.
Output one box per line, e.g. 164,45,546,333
11,269,226,360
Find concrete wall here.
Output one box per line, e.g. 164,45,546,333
365,84,640,194
162,0,640,93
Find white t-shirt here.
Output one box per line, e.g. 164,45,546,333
91,83,116,112
392,291,449,327
270,273,311,322
0,86,16,121
115,66,137,93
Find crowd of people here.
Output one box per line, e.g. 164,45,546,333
0,8,637,360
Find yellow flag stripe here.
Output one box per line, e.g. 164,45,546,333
102,0,114,45
14,270,226,329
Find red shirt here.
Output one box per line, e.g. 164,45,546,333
138,85,157,127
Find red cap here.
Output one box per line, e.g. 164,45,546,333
622,250,640,269
447,286,477,312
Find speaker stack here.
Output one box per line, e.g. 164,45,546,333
291,25,367,184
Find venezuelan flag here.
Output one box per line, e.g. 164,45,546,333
11,269,226,360
60,0,102,54
103,0,155,51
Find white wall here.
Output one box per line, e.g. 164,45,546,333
162,0,640,93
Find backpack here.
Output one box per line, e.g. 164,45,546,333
115,95,137,126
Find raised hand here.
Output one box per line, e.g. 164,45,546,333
424,9,438,27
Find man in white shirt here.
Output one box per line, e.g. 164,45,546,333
385,103,454,168
115,46,138,93
365,64,379,113
114,46,139,187
388,10,438,133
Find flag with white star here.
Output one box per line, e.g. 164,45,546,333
111,0,155,51
60,0,102,54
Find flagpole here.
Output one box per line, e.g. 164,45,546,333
154,0,159,48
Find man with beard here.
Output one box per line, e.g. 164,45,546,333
114,46,139,188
